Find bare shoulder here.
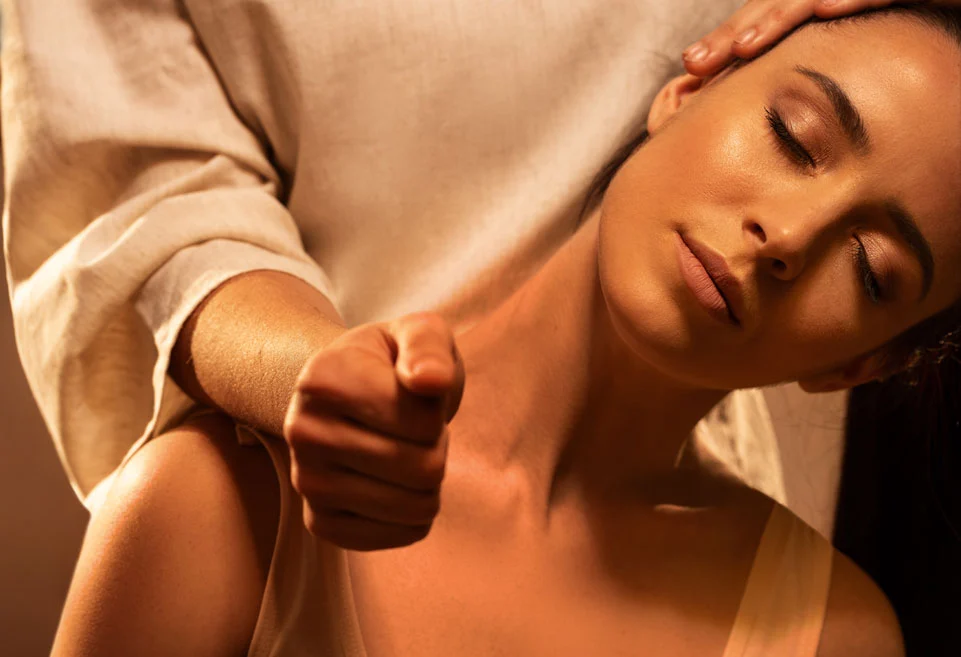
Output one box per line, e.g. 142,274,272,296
817,548,905,657
52,411,280,657
105,411,280,581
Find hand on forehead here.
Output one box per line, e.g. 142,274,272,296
682,0,961,77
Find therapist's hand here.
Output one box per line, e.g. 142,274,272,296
283,312,465,551
683,0,957,77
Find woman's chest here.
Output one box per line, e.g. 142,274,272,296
345,467,760,657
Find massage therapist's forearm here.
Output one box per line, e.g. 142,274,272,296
169,270,346,437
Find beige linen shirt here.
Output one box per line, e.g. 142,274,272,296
1,0,797,514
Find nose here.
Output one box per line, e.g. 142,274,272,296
743,207,836,282
743,220,799,280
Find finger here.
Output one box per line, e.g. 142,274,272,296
683,0,774,76
729,1,823,61
304,504,433,551
288,412,448,492
292,346,446,444
294,462,442,527
389,313,458,396
813,0,927,17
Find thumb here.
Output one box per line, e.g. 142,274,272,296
390,313,459,398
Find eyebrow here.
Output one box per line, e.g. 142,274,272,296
794,66,871,154
884,199,935,301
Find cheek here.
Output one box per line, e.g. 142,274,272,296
597,186,689,359
753,261,890,375
701,120,758,193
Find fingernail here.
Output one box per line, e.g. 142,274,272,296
734,27,758,46
683,43,709,63
411,358,447,379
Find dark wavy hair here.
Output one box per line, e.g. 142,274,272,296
580,5,961,385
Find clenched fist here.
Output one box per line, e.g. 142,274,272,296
282,312,465,551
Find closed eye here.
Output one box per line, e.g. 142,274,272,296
765,107,817,170
853,236,883,304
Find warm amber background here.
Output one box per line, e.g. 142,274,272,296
1,242,88,656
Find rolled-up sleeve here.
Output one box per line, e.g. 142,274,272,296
1,0,331,507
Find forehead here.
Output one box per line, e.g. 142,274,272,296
768,17,961,300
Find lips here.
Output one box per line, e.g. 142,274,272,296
675,233,744,327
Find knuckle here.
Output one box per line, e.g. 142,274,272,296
405,407,446,443
283,416,313,446
304,515,322,536
351,323,387,342
290,462,338,501
286,419,340,459
302,506,328,537
402,491,441,525
324,354,391,412
401,441,445,488
320,522,351,545
376,488,438,526
715,20,740,40
421,491,442,518
405,523,433,543
299,348,337,383
290,461,307,494
282,414,299,442
416,454,446,489
301,349,377,402
307,508,358,544
294,474,319,502
296,470,338,506
765,7,787,25
343,339,389,368
297,358,342,398
309,474,338,502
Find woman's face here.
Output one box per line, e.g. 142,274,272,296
598,15,961,391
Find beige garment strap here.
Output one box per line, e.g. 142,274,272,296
240,423,368,657
723,504,835,657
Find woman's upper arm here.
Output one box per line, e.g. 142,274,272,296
52,415,279,657
817,550,905,657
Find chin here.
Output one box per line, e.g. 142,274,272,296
599,259,699,379
596,197,754,390
597,260,781,392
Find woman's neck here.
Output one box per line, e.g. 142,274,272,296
451,212,729,520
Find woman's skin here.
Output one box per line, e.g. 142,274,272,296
54,12,960,657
